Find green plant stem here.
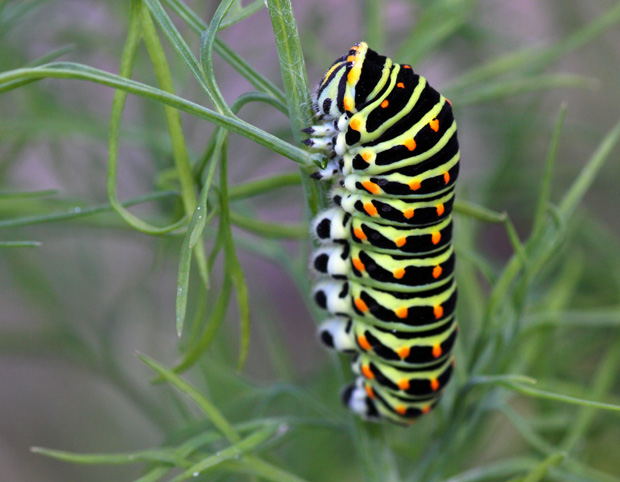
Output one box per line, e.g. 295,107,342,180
266,0,328,217
0,64,310,166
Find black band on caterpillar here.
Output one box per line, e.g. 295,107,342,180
306,42,460,425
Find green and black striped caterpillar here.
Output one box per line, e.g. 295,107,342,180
303,42,460,425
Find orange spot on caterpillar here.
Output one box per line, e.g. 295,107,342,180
398,378,410,390
404,139,416,151
403,65,411,69
393,267,406,279
353,227,367,241
363,202,378,216
422,406,431,414
361,150,373,162
403,208,414,219
429,118,439,132
357,335,371,351
355,298,369,312
431,232,441,245
395,405,407,415
397,82,405,89
394,306,408,319
343,97,354,111
443,172,450,184
446,98,452,106
409,179,421,191
432,344,443,358
397,346,410,359
361,364,374,379
362,180,380,194
430,378,440,391
349,118,361,131
365,383,376,399
353,258,365,272
395,237,407,248
432,266,443,279
434,305,444,319
436,203,445,216
381,100,389,108
346,55,355,62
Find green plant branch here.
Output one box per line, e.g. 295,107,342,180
162,0,287,106
0,64,310,165
266,0,328,217
106,0,186,235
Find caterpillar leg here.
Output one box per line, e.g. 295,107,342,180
310,158,341,180
312,244,349,278
317,317,356,352
341,379,381,422
312,280,350,316
311,207,351,242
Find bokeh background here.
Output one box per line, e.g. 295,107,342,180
1,0,620,481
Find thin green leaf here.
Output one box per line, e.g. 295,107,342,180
519,452,566,482
218,457,310,482
131,466,171,482
525,307,620,329
30,446,188,467
442,458,540,482
175,131,223,336
229,212,308,239
139,0,209,285
219,140,251,369
168,425,282,482
230,90,287,116
467,374,538,388
228,172,301,200
0,240,41,248
162,0,286,105
0,191,179,229
142,0,213,102
532,104,567,236
25,44,74,67
500,382,620,413
453,200,506,223
559,118,620,218
0,189,58,199
199,0,235,115
106,0,185,235
447,3,620,93
172,276,232,376
219,0,264,29
0,63,309,164
454,74,596,106
395,0,473,64
503,215,527,266
137,353,241,443
560,336,620,451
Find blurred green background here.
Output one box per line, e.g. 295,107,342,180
1,1,620,481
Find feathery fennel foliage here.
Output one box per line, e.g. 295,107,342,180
1,0,620,481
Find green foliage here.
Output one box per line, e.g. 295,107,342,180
1,0,620,481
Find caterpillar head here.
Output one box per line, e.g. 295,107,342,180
314,42,390,119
